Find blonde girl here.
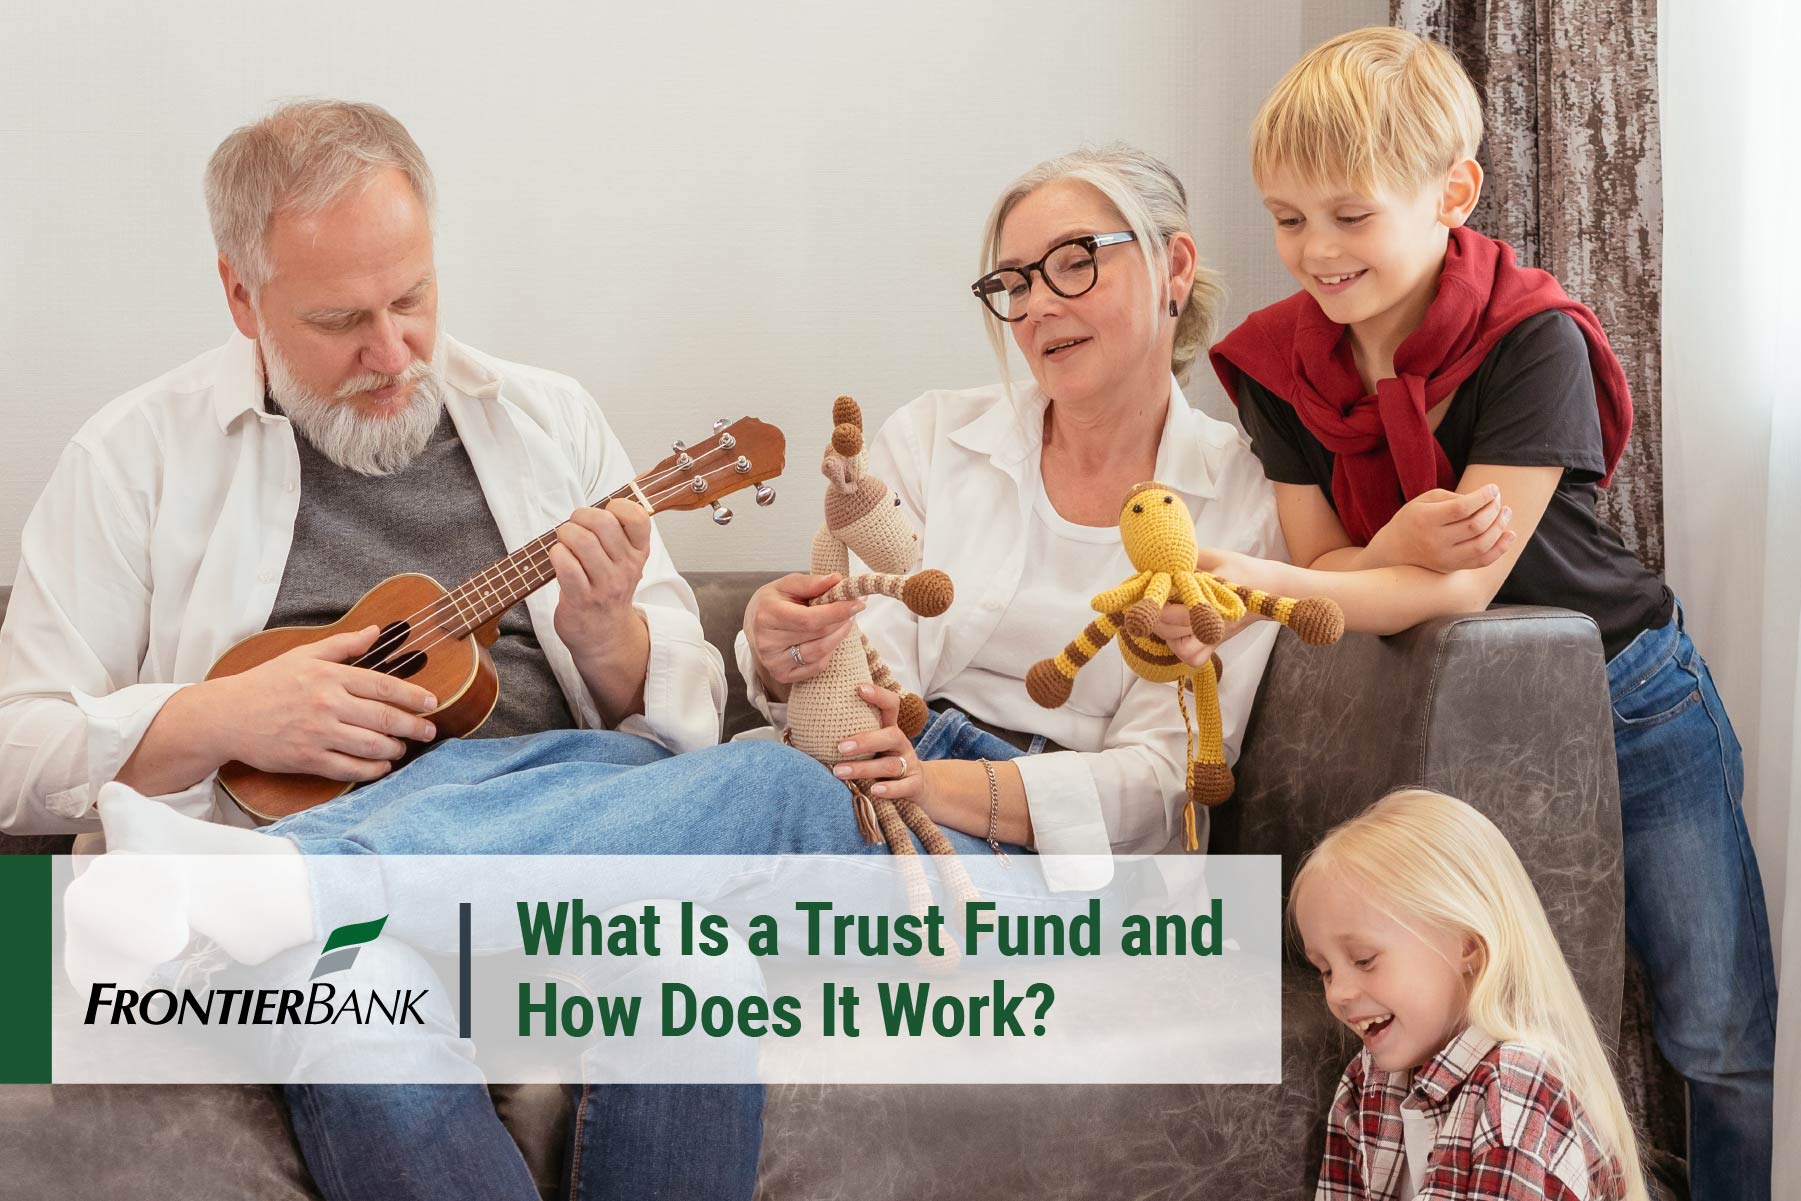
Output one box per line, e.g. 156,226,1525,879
1290,789,1647,1201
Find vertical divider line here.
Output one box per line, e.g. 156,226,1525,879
459,901,472,1040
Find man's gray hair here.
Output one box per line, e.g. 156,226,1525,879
204,99,436,292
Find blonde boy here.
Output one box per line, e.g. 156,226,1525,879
1202,27,1775,1201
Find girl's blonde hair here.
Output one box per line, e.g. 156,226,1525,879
1250,27,1483,196
976,143,1225,387
1290,790,1648,1201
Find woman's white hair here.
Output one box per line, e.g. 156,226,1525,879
975,143,1225,387
204,99,436,293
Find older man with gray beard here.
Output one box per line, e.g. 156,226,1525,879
0,100,879,1201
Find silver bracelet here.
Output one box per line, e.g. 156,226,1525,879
979,757,1007,861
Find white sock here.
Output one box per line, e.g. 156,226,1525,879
62,854,192,990
94,782,316,965
98,782,292,858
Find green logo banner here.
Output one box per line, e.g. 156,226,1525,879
0,856,51,1084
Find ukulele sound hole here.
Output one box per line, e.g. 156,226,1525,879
376,651,428,679
367,621,427,678
370,620,411,660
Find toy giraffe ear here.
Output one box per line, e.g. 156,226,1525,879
821,451,855,491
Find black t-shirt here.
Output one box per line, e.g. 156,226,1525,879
1234,310,1671,660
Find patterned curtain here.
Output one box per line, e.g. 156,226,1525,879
1392,0,1664,574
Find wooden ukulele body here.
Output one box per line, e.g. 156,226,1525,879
203,415,786,824
209,573,499,822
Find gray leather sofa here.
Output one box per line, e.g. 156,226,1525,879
0,577,1642,1199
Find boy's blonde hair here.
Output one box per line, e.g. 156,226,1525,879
977,143,1225,387
1290,790,1648,1201
1250,27,1483,196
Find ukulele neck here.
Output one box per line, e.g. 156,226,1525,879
440,480,640,637
434,417,781,638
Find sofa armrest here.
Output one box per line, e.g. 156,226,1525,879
1224,605,1624,1037
0,833,76,855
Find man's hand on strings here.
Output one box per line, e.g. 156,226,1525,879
551,499,653,648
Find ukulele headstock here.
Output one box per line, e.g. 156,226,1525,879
638,418,785,522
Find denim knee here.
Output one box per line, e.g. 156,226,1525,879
694,740,871,852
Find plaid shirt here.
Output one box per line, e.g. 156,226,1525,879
1315,1026,1624,1201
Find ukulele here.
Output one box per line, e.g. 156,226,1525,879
210,417,785,822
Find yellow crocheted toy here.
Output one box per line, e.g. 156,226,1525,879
1026,481,1345,850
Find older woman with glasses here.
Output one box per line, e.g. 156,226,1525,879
739,144,1287,882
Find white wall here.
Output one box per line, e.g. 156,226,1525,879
0,0,1381,579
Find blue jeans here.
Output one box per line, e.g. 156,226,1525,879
1608,601,1776,1199
273,928,764,1201
268,718,1031,1201
282,1080,761,1201
918,703,1052,758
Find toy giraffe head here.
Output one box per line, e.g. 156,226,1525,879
821,396,921,574
1118,480,1198,573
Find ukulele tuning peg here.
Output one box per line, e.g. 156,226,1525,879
754,483,776,507
671,439,687,452
710,501,733,525
713,418,729,433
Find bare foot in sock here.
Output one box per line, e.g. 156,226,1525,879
81,783,317,967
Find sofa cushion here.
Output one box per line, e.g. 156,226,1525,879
755,963,1355,1201
685,572,776,740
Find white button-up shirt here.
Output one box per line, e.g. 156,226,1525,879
738,376,1286,887
0,334,726,835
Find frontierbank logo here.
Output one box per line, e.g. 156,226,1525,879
312,915,388,979
83,915,428,1027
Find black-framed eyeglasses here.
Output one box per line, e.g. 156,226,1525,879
970,231,1137,322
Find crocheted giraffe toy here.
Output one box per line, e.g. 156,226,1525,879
785,398,975,911
1026,480,1345,850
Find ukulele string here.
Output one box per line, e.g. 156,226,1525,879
354,455,753,673
374,465,739,669
343,438,742,670
352,456,742,671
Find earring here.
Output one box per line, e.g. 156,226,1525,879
1168,299,1179,317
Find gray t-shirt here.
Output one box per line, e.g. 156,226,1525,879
267,407,577,739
